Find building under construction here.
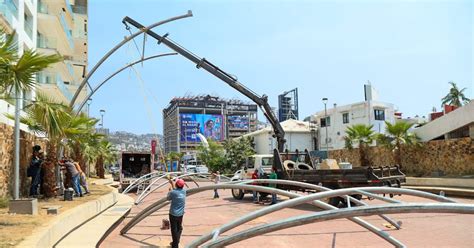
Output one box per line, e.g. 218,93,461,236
163,95,258,153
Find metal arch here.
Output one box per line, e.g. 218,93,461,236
69,11,193,108
121,171,165,194
205,203,474,248
122,171,183,194
75,53,178,114
120,184,409,247
188,179,455,247
135,172,212,204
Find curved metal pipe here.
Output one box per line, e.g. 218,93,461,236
135,172,210,204
69,11,193,107
205,203,474,247
121,184,412,247
121,171,165,194
75,53,177,114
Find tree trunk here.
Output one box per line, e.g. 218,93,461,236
359,143,371,167
72,143,87,172
395,143,402,169
42,142,57,198
96,156,105,178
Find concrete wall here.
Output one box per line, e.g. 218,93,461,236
330,137,473,176
0,123,47,198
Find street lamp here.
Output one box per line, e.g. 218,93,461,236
87,98,92,116
100,109,106,127
322,98,329,157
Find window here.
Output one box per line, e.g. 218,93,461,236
342,113,349,124
374,109,385,121
320,117,331,127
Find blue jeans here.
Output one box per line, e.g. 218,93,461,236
213,189,219,198
72,174,82,196
253,191,258,202
271,193,277,204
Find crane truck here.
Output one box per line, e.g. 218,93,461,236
123,17,406,206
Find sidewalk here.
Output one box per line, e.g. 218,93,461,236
16,176,125,248
403,177,474,198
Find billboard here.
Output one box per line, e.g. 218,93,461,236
180,114,224,142
228,115,249,130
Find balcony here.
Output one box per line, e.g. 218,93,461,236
59,12,74,49
37,72,73,102
24,20,33,39
37,34,57,49
0,0,18,28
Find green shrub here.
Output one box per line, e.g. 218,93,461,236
0,197,9,208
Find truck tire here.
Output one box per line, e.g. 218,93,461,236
232,188,244,200
259,192,269,199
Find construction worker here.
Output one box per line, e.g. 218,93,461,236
167,178,186,248
269,167,278,205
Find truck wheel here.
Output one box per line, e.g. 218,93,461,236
232,188,244,200
328,197,341,207
259,193,269,199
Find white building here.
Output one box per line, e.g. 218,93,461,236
241,119,317,154
309,100,396,150
0,0,88,127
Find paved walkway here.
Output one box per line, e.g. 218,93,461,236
100,181,474,248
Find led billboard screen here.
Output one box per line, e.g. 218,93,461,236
180,114,224,142
228,115,249,130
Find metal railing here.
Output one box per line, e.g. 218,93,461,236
37,35,57,49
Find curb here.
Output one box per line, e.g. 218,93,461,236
16,190,118,248
55,191,134,248
403,185,474,198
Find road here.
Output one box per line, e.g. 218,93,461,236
101,181,474,247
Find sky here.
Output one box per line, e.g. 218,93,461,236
87,0,473,135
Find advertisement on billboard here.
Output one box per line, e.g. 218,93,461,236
180,114,224,142
228,115,249,130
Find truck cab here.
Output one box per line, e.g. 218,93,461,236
232,154,274,181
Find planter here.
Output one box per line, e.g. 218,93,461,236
9,198,38,215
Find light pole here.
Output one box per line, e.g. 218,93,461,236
87,98,92,116
322,98,329,157
100,109,106,128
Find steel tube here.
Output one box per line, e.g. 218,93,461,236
69,11,193,108
135,173,210,204
121,184,406,247
206,203,474,247
121,171,167,194
75,53,177,114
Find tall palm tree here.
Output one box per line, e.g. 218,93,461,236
20,93,70,197
441,81,470,107
377,121,419,169
95,140,116,178
344,124,375,167
1,30,61,198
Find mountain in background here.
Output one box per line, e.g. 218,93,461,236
108,131,164,153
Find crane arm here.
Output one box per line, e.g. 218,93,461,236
123,16,286,151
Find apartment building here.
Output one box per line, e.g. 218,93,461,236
36,0,88,104
0,0,88,125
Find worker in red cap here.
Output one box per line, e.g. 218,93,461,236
167,178,186,248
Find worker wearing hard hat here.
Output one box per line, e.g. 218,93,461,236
167,178,186,248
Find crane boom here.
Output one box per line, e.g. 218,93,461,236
123,16,286,152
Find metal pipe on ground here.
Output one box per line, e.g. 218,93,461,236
204,203,474,248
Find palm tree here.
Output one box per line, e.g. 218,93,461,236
65,114,100,172
1,30,61,198
20,93,70,197
95,140,116,178
344,124,376,167
377,121,419,169
441,81,470,107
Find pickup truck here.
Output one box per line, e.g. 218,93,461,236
231,149,406,206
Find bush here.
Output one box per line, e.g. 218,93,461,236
0,197,9,208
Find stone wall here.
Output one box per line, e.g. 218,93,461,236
330,138,474,176
0,123,47,198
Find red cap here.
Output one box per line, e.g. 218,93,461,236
175,179,185,188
